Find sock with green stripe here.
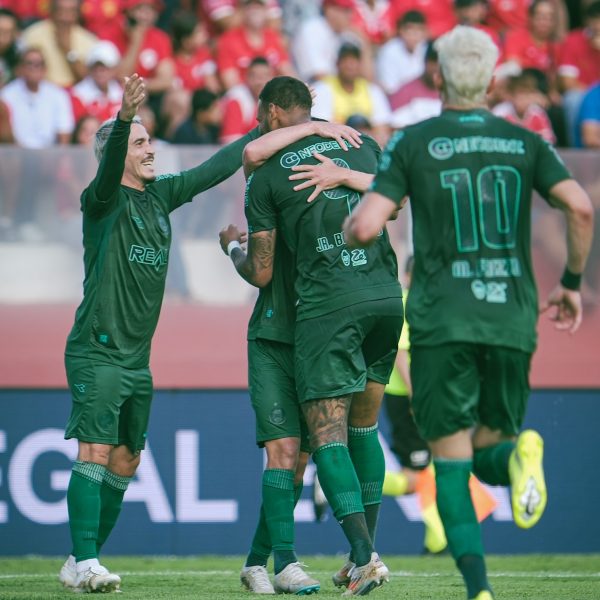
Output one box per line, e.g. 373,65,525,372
434,459,491,598
473,442,515,486
313,442,371,566
348,424,385,546
67,461,106,562
96,470,132,553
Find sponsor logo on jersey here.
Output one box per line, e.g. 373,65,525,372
279,141,345,169
428,136,526,160
132,216,145,230
128,245,169,270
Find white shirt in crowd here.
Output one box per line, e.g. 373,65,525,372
376,38,427,95
1,78,74,148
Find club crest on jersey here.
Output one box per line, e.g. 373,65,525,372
428,137,455,160
154,209,170,235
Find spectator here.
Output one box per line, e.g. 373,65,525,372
388,0,455,39
172,88,221,144
0,8,19,87
22,0,98,87
558,0,600,144
575,82,600,148
487,0,567,38
503,0,562,78
220,55,272,143
280,0,321,39
115,0,175,95
216,0,293,90
389,41,441,128
172,12,219,94
71,41,122,123
71,113,101,145
80,0,125,43
292,0,361,82
312,43,391,146
493,71,556,143
0,48,74,147
453,0,501,48
0,97,11,141
377,10,428,96
351,0,393,45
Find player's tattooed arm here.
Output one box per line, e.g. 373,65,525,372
219,224,275,288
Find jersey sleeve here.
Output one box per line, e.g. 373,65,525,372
532,136,572,200
164,126,261,212
244,168,277,233
368,130,409,205
83,117,131,218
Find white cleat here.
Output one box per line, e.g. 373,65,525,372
240,565,276,594
75,564,121,593
59,555,77,588
333,555,388,590
343,553,389,596
273,562,320,595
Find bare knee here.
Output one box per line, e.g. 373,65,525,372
107,445,141,477
265,437,300,471
302,397,351,451
429,429,473,460
349,380,385,427
77,442,112,465
473,425,516,450
294,451,309,486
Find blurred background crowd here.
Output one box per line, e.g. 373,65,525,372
0,0,599,154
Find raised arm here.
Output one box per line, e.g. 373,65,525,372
540,179,594,333
219,224,275,288
242,121,362,177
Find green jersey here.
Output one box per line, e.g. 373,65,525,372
371,108,571,352
245,133,401,321
66,118,260,368
247,235,296,345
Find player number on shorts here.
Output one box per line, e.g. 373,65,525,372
440,166,522,252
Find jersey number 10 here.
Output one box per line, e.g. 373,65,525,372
441,166,522,252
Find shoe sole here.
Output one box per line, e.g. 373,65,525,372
332,575,351,588
509,430,547,529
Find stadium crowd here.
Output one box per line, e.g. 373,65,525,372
0,0,599,151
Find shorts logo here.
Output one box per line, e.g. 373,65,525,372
269,407,286,426
428,137,454,160
73,383,86,393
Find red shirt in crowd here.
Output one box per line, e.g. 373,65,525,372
486,0,529,35
389,0,456,39
111,27,173,79
351,0,393,45
174,48,217,91
216,26,288,82
198,0,281,36
0,0,48,22
494,102,555,144
80,0,124,42
220,84,257,143
503,27,561,75
70,78,122,122
558,29,600,87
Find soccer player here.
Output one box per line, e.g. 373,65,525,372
58,73,357,593
230,76,403,596
219,118,364,595
344,26,594,600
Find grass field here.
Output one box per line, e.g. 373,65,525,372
0,555,598,600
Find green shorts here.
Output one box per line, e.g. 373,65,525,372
248,339,310,452
295,297,404,402
64,355,153,454
411,343,532,441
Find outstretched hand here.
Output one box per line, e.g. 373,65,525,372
539,284,583,334
289,152,346,203
219,224,247,255
119,74,146,122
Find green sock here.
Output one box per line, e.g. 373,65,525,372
312,443,364,520
67,461,105,561
434,459,489,597
262,469,296,574
96,471,131,553
246,505,271,567
473,442,515,486
245,481,303,568
348,424,384,543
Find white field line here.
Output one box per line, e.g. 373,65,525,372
0,570,599,580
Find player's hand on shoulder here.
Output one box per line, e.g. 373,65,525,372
311,121,362,150
540,284,583,334
119,74,146,122
219,224,247,255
